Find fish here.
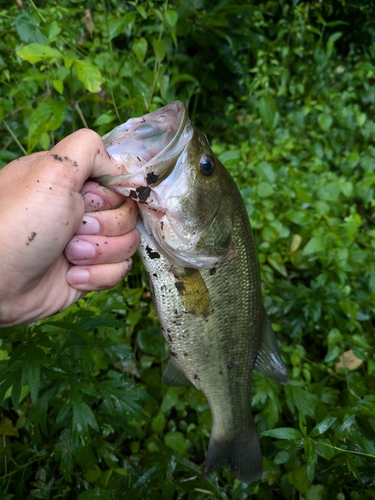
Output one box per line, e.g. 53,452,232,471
97,101,288,483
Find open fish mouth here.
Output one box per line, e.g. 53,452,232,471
100,101,193,192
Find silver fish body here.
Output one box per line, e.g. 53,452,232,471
98,101,288,482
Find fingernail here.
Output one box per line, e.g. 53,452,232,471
76,216,100,235
83,193,103,210
66,239,96,260
67,268,90,285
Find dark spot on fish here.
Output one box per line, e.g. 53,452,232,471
209,267,217,276
52,154,63,162
136,186,151,203
153,273,158,278
219,370,223,375
184,352,188,356
82,220,87,225
227,362,235,370
146,172,159,185
170,350,178,358
97,149,100,154
129,190,138,199
175,281,186,293
160,221,164,230
167,334,172,342
64,156,68,161
37,179,39,182
137,156,141,161
167,329,171,333
174,310,178,316
146,245,160,259
28,232,36,242
194,373,200,381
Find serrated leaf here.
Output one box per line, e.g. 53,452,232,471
262,427,303,439
72,397,99,440
15,11,46,44
74,60,103,93
21,345,48,403
17,43,62,63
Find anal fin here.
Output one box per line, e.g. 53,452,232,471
254,309,289,384
162,358,192,386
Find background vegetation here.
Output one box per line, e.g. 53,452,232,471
0,0,375,498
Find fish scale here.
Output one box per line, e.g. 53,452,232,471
98,101,288,482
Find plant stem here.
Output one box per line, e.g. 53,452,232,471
2,119,27,156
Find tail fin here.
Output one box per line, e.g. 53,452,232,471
204,422,262,483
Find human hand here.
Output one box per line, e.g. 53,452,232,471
0,129,140,327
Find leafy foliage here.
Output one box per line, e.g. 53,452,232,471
1,0,375,498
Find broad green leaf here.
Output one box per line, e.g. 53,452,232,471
302,235,326,255
317,113,333,132
164,431,189,454
15,11,46,44
258,94,276,130
165,9,178,27
109,12,136,39
132,37,148,62
74,60,103,93
257,182,274,198
153,39,167,62
53,79,64,94
28,100,67,152
152,413,166,433
17,43,62,63
287,464,310,494
136,5,147,19
262,427,303,440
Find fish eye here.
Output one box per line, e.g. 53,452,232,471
199,155,215,176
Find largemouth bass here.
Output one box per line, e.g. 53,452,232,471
98,101,288,482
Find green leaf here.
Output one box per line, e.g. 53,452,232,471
258,94,276,130
132,37,148,63
28,100,67,152
74,60,103,93
262,427,303,440
310,417,337,437
165,9,178,28
152,413,166,433
109,12,136,40
72,397,99,440
15,11,46,44
17,43,62,63
317,113,333,132
164,431,189,454
302,235,326,255
153,39,167,62
287,463,310,494
257,182,274,198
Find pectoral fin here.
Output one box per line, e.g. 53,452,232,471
162,358,192,386
254,309,289,384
